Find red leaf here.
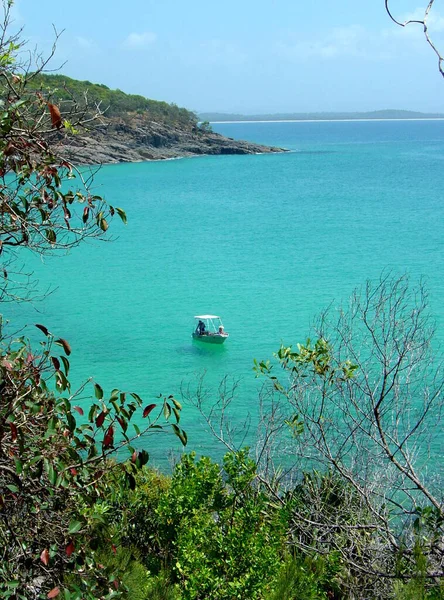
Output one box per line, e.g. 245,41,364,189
35,323,50,336
95,411,106,428
113,580,119,590
55,338,71,356
143,404,156,418
82,206,89,223
73,406,84,416
70,468,78,476
112,544,117,554
47,587,60,598
48,102,63,129
131,450,137,463
66,541,75,557
9,423,17,442
103,426,114,449
40,548,50,566
51,356,60,371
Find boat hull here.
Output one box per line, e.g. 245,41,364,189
192,333,228,345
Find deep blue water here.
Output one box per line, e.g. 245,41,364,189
6,119,444,466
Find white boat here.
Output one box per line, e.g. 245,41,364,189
192,315,229,344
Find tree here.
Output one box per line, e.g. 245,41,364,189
0,3,187,597
256,273,444,591
0,1,126,302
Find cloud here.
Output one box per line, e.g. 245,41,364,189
76,37,94,50
122,32,157,49
400,6,444,32
276,14,444,65
276,25,371,61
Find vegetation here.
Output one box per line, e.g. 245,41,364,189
0,3,187,598
1,2,444,599
26,73,198,128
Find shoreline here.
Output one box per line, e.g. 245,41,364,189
210,117,444,124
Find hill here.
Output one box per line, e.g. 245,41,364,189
28,75,285,164
199,109,444,122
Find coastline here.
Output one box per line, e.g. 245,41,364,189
209,117,444,124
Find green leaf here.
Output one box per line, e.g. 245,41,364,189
46,229,57,244
115,207,127,224
47,463,57,486
68,520,83,534
94,383,104,400
60,355,70,376
130,392,142,404
172,398,182,410
171,424,187,446
111,399,120,414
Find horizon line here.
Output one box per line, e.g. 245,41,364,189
209,117,444,124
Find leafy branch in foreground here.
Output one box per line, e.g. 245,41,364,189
0,325,186,599
0,0,127,302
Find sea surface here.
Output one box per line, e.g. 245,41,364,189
7,119,444,467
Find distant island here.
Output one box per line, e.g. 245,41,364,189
199,109,444,122
30,75,286,165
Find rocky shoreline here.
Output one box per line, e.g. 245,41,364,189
57,117,287,165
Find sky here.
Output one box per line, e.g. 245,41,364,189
8,0,444,114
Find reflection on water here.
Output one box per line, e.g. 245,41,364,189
176,341,228,357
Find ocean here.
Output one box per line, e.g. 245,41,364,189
7,119,444,466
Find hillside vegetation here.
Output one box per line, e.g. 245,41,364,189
28,73,198,127
22,74,284,164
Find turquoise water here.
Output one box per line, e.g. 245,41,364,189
7,120,444,465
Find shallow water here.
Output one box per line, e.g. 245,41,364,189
7,119,444,467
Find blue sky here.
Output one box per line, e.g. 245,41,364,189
10,0,444,113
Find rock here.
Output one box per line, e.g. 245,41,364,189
54,115,287,165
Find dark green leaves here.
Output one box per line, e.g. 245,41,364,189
172,424,187,446
94,383,104,399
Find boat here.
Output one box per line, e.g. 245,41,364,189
192,315,229,344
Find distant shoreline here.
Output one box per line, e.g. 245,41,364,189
210,118,444,124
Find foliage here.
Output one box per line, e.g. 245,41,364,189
254,273,444,595
0,325,186,598
198,120,213,133
266,552,343,600
0,4,130,302
27,74,198,127
110,450,291,600
0,3,187,597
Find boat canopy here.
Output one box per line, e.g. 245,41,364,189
194,315,220,320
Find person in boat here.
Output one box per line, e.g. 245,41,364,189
218,325,225,335
197,320,206,335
